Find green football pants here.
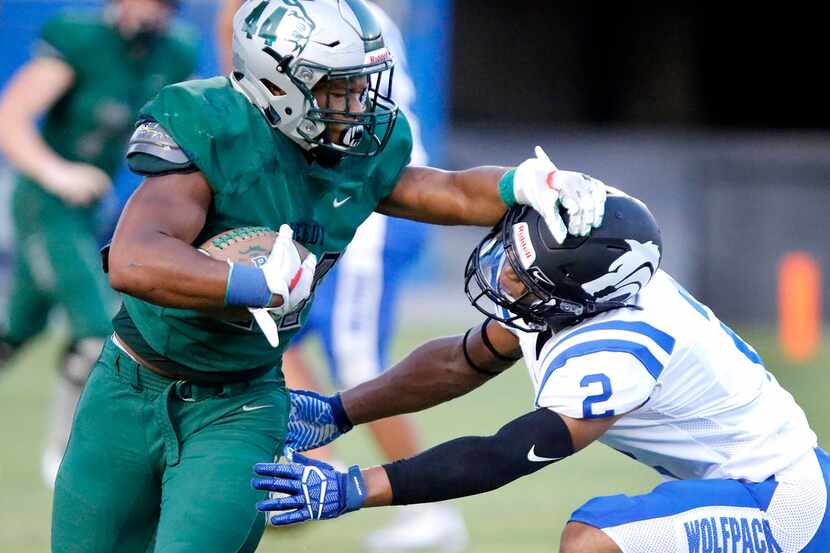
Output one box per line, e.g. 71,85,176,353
3,179,114,343
51,338,289,553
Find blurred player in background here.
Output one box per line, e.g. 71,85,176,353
219,1,468,550
0,0,197,487
258,194,829,553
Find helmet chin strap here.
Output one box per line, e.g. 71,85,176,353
541,299,642,330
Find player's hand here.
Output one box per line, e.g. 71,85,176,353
260,224,317,315
285,390,354,453
252,452,366,525
36,161,112,206
512,146,606,243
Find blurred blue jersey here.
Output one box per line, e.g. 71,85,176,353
290,2,430,388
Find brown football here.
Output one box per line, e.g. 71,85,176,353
197,226,310,321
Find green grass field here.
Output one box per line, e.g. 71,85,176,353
1,325,828,552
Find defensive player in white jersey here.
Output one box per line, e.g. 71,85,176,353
252,189,829,553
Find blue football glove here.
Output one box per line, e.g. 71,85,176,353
252,452,366,526
284,389,353,453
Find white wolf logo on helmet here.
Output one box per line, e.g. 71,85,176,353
581,240,661,302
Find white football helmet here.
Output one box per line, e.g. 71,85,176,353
231,0,398,157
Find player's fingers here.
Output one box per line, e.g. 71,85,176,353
251,477,303,495
302,253,318,274
277,224,293,241
254,462,304,478
542,201,567,244
270,225,293,256
269,509,309,526
591,181,606,228
289,254,317,294
569,189,591,236
534,145,557,170
258,494,307,512
559,189,579,213
570,184,595,235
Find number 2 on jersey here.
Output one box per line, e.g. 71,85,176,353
581,373,614,418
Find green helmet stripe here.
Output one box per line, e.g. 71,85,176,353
258,7,287,45
342,0,385,52
242,1,269,38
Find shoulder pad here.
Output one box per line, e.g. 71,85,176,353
126,121,195,175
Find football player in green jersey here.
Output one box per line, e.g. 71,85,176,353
0,0,196,488
50,1,607,552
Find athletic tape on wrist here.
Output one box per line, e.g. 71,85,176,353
497,168,517,207
225,263,273,307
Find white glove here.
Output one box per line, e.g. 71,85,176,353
249,224,317,348
36,161,112,206
512,146,606,243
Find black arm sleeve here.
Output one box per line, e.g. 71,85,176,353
383,408,574,505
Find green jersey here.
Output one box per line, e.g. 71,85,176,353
122,77,413,373
36,11,197,177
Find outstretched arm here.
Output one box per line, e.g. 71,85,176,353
284,320,522,452
343,320,521,424
379,147,607,243
253,409,618,524
367,409,617,507
378,165,509,226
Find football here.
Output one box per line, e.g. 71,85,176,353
197,226,310,320
198,225,310,266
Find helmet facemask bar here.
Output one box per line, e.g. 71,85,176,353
465,209,606,332
464,229,550,332
293,59,398,157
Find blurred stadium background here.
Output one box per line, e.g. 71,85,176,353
0,1,827,551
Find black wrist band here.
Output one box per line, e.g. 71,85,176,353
462,327,503,376
481,319,523,362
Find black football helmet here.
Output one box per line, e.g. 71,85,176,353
464,189,662,331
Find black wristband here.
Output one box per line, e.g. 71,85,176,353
462,328,502,376
480,319,523,362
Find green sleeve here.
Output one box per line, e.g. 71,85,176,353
137,78,267,196
374,111,414,200
138,82,215,177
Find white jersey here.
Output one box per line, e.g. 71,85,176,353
516,270,818,483
340,3,427,276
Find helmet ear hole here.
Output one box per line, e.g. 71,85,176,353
260,79,286,97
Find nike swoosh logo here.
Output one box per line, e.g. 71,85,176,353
242,404,273,412
333,196,351,208
527,445,563,463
